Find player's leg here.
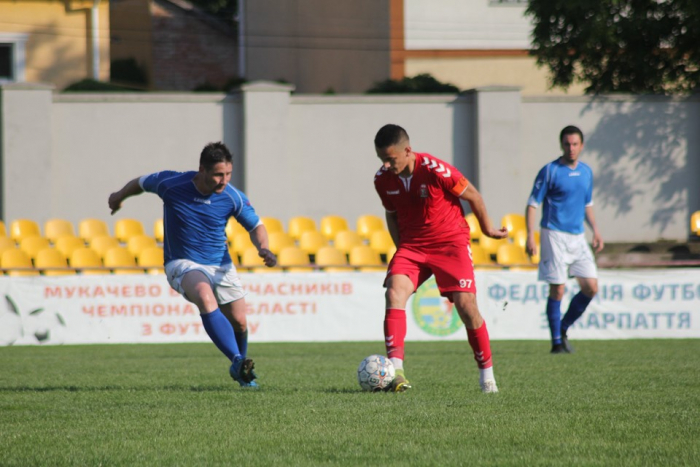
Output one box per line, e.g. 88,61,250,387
547,284,566,353
560,236,599,352
538,229,569,353
178,269,242,362
452,292,498,393
384,274,415,392
221,299,257,387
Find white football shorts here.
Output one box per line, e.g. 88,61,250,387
538,228,598,284
165,259,247,305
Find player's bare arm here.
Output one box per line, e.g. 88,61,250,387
385,211,400,247
585,206,604,253
525,205,539,256
108,177,144,215
460,184,508,239
249,224,277,267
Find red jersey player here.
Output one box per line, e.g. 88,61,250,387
373,124,508,393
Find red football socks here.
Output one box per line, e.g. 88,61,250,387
384,308,407,361
466,322,493,369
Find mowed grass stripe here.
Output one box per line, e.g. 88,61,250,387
0,340,698,466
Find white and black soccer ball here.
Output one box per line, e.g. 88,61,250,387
357,354,395,391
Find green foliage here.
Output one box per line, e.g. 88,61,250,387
1,340,698,465
188,0,238,26
110,58,148,86
62,79,143,92
367,73,460,94
526,0,700,94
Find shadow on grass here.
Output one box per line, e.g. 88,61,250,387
0,384,234,393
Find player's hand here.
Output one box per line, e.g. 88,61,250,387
526,236,538,257
108,192,123,215
259,248,277,267
592,233,604,253
484,226,508,239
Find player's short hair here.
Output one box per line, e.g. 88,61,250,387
560,125,584,144
200,142,233,169
374,124,410,149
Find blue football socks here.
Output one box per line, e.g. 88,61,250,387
234,330,248,358
562,292,593,332
200,309,241,361
546,298,562,345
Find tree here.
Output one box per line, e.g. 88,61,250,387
526,0,700,94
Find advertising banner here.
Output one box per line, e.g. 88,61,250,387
0,269,697,346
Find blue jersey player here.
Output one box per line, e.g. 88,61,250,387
525,126,604,354
108,142,277,386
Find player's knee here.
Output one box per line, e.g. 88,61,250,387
582,282,598,297
385,287,410,308
549,284,565,300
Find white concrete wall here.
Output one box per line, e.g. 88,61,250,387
1,83,698,242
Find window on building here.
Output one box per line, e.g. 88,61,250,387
0,44,14,80
0,34,28,83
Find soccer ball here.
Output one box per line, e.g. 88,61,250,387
357,354,395,392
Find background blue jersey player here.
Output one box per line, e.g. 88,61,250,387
108,142,277,386
525,126,604,354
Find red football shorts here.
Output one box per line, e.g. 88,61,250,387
385,240,477,297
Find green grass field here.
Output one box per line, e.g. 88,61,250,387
1,339,698,466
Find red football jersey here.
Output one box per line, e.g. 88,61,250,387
374,152,470,245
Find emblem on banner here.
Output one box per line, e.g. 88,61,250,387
411,277,463,337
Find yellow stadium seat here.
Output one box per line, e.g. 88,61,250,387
465,213,482,241
43,219,75,243
79,218,109,242
2,249,38,276
70,247,104,275
267,231,295,256
496,243,531,267
137,246,164,275
349,245,385,272
320,215,349,240
232,232,255,259
478,235,508,258
54,235,85,259
104,246,141,275
298,231,329,256
287,216,317,241
114,218,145,243
154,218,164,243
241,247,281,273
386,244,397,263
315,246,352,272
501,213,527,239
126,234,158,257
0,236,17,256
19,236,51,262
227,245,241,266
226,218,247,243
89,235,120,260
0,220,6,237
691,211,700,236
369,230,395,258
356,215,385,240
35,248,74,276
470,243,494,266
260,216,284,234
333,230,363,255
10,219,41,243
278,246,313,272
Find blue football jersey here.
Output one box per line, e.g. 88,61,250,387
527,159,594,234
140,171,260,265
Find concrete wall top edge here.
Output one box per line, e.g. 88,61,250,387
52,93,241,104
290,94,473,105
